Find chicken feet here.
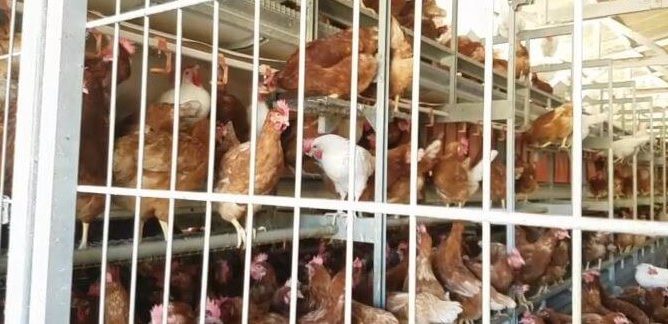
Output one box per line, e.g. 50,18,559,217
78,222,90,250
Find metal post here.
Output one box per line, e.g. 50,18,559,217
650,100,655,221
506,0,517,270
482,0,495,322
6,0,86,322
607,64,614,219
632,85,638,220
372,0,391,308
408,0,424,321
661,107,667,220
449,0,459,107
571,0,585,322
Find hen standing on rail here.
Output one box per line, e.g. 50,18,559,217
214,100,290,248
303,134,375,217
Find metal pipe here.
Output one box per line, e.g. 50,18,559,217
632,85,638,220
344,0,362,322
608,64,614,219
196,2,220,323
408,0,424,320
98,0,122,320
482,0,495,321
372,0,391,308
127,0,152,320
241,0,263,321
288,0,309,321
76,184,668,236
0,227,336,273
571,0,585,322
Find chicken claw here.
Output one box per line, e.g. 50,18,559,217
78,222,90,250
217,53,228,87
150,37,172,75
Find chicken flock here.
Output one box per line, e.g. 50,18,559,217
0,1,665,323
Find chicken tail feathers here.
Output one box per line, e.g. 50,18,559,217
491,290,517,310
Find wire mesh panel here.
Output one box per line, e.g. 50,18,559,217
3,0,668,323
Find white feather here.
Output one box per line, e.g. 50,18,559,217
467,150,499,196
582,113,608,139
158,80,210,127
635,263,668,288
611,128,650,160
311,134,375,200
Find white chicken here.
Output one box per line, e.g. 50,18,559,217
582,111,608,139
158,65,211,128
635,263,668,288
467,150,499,196
303,134,375,203
611,124,650,162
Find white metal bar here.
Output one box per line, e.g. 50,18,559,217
0,0,18,210
76,184,668,235
572,0,584,322
127,0,153,320
650,98,655,221
533,55,668,73
26,0,87,320
344,0,362,322
607,65,615,220
85,0,212,28
408,0,423,321
372,0,390,307
241,0,263,321
288,0,308,321
5,0,64,320
632,86,638,220
0,0,18,252
482,0,495,322
98,0,123,319
161,8,184,324
661,109,668,221
196,2,220,323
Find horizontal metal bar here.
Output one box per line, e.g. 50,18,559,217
637,87,668,95
0,52,21,61
92,24,255,71
0,226,336,272
86,0,212,28
534,55,668,72
587,97,653,105
583,81,635,90
520,0,668,40
441,100,512,122
77,185,668,236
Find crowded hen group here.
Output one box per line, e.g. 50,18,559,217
0,0,666,323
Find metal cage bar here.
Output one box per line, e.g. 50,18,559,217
571,0,585,322
6,0,87,322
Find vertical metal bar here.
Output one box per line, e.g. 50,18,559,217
650,100,655,221
571,0,584,322
663,108,666,218
482,0,495,321
98,0,123,320
608,64,614,219
505,2,517,257
449,0,458,107
0,0,18,217
344,0,362,321
29,0,87,319
197,2,220,323
408,0,423,321
632,85,638,220
241,0,262,321
128,0,153,320
161,9,184,324
288,0,308,321
7,0,85,321
372,0,391,308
